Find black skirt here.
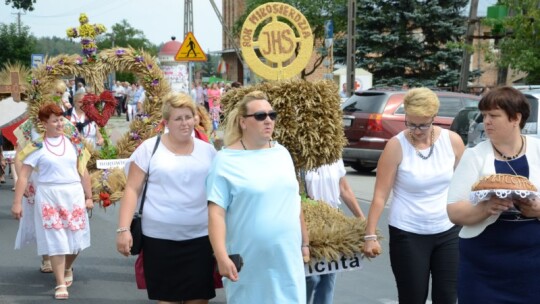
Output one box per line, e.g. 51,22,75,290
142,234,216,301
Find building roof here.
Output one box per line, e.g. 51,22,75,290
159,37,182,55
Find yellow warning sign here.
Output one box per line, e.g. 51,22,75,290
175,32,207,62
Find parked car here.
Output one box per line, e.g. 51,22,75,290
450,106,480,144
466,90,540,147
341,90,480,171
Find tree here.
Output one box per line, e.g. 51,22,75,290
235,0,348,78
354,0,468,88
34,36,80,56
195,51,220,78
5,0,35,11
489,0,540,84
96,20,158,56
0,22,36,67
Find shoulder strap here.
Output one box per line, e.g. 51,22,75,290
138,135,161,215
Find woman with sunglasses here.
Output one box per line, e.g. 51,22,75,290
362,88,464,303
207,90,309,303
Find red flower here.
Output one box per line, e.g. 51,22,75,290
99,192,112,208
81,91,118,127
102,199,112,207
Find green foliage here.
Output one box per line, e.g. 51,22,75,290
34,36,80,56
98,127,118,159
489,0,540,80
0,22,36,67
5,0,35,11
115,72,136,84
96,20,158,56
237,0,348,77
195,51,220,78
355,0,468,88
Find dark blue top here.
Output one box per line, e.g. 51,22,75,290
494,154,529,178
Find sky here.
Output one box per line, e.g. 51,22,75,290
0,0,224,52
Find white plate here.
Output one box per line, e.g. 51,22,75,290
469,189,540,205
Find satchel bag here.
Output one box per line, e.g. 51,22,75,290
129,135,161,255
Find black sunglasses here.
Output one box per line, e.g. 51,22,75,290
243,111,278,121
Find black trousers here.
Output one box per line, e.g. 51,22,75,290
389,225,459,304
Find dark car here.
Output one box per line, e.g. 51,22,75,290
450,107,480,144
342,90,480,171
465,90,540,147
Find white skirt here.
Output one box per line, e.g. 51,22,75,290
34,182,91,256
14,177,38,249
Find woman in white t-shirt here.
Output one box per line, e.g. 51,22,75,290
11,103,93,300
116,92,217,302
362,88,465,303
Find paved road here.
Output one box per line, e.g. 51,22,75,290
0,117,406,303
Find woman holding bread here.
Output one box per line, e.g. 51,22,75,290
447,86,540,303
363,88,465,303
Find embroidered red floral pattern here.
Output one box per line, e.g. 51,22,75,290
27,182,36,205
41,204,87,230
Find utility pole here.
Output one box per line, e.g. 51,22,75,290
11,11,25,34
346,0,356,97
184,0,194,90
458,0,479,93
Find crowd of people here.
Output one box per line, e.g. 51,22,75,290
5,84,539,303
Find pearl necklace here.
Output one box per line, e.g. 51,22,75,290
408,128,435,160
44,135,66,157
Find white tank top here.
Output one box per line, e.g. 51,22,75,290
388,129,455,234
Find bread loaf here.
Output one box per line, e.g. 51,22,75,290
472,174,537,191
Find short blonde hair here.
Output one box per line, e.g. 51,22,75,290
403,88,439,117
161,92,196,120
224,90,269,146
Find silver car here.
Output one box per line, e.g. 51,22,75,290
467,90,540,147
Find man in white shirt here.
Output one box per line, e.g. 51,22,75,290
114,81,125,116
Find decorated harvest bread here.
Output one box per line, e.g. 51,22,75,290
472,174,537,191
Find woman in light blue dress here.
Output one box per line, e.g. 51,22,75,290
207,90,309,303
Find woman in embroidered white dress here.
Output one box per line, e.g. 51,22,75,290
71,91,104,149
11,103,93,300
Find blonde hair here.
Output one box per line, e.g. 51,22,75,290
161,92,196,120
224,90,269,146
403,88,439,117
54,79,67,93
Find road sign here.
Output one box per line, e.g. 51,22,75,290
174,32,207,62
31,54,45,68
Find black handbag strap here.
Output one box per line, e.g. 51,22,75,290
137,135,161,215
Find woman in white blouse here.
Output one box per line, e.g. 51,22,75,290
116,92,217,303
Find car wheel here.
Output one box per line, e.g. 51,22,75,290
351,164,375,173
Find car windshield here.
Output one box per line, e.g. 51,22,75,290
342,93,387,113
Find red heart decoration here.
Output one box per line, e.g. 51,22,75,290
81,91,117,127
